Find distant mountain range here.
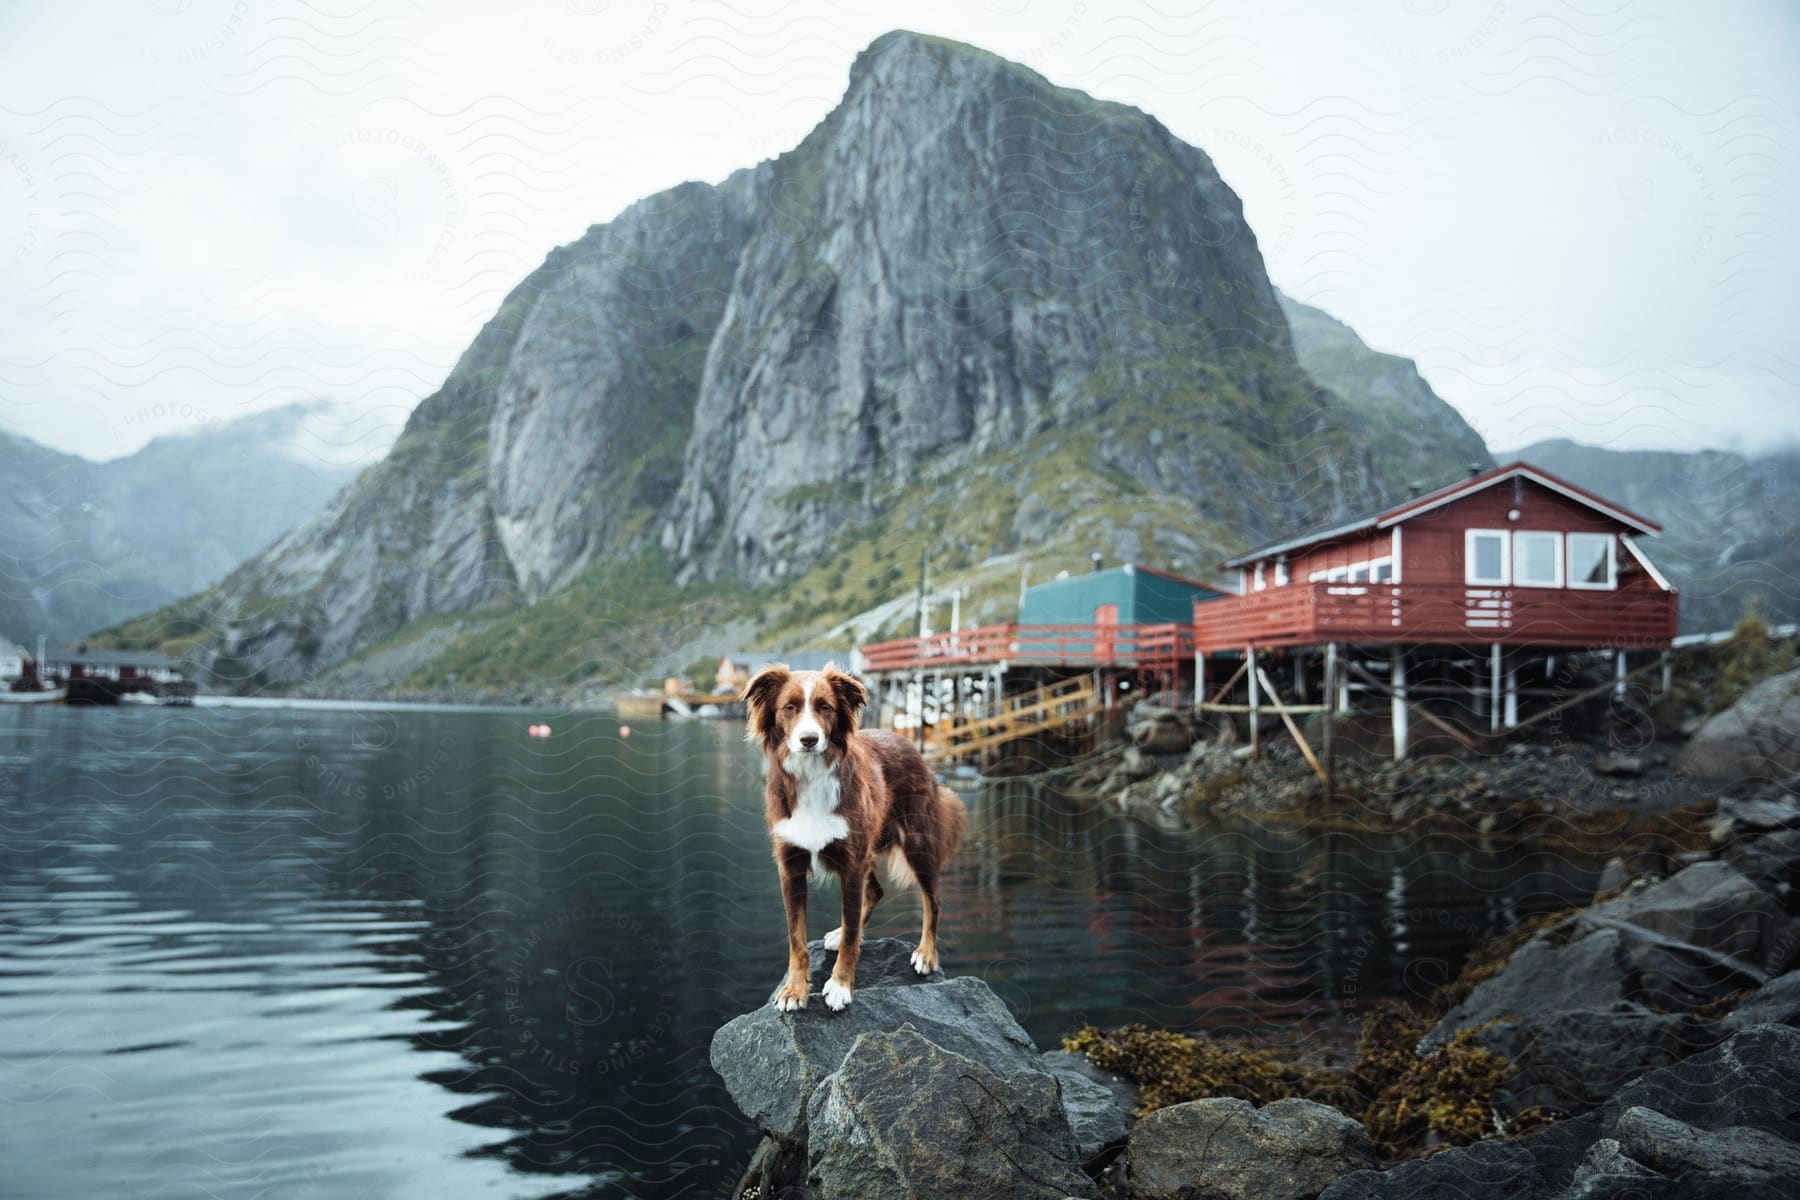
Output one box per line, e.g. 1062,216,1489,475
84,32,1787,696
1509,438,1800,636
0,401,365,646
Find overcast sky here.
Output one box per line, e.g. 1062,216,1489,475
1,1,1795,466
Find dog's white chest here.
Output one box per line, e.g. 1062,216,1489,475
773,760,847,875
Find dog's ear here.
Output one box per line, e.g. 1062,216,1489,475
742,664,791,745
822,664,868,735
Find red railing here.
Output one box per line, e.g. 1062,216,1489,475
858,622,1196,673
1192,582,1678,652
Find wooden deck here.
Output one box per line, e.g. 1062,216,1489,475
1191,582,1678,653
860,622,1196,673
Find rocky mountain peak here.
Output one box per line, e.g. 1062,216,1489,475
105,31,1500,690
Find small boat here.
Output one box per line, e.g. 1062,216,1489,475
1,683,66,704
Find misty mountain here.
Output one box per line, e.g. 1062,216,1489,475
0,402,364,646
1513,438,1800,634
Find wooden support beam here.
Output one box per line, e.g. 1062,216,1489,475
1255,664,1327,782
1345,659,1480,751
1660,651,1672,698
1199,702,1327,714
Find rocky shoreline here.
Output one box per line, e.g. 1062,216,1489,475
709,663,1800,1197
710,799,1800,1198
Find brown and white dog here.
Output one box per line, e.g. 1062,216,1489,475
743,662,968,1012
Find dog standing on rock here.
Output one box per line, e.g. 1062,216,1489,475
742,663,968,1012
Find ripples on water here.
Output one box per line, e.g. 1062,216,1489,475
0,704,1601,1197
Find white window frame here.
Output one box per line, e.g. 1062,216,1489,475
1465,529,1510,585
1348,562,1370,583
1326,566,1350,582
1253,562,1266,592
1308,569,1327,583
1274,560,1290,586
1513,530,1564,588
1370,556,1394,583
1566,532,1617,590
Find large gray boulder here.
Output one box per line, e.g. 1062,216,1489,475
712,937,1112,1198
1724,968,1800,1029
806,1027,1098,1200
1128,1097,1376,1200
1676,668,1800,784
711,938,1036,1141
1040,1048,1136,1161
1422,856,1800,1116
1612,1106,1800,1182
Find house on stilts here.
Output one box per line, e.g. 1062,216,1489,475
1191,461,1679,768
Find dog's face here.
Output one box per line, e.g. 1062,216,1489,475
743,664,869,762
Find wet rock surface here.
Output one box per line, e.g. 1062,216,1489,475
1676,668,1800,785
713,939,1035,1141
1420,855,1799,1116
712,937,1116,1198
807,1027,1097,1200
1319,1024,1800,1200
1128,1097,1376,1200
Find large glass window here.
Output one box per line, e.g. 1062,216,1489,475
1513,531,1563,587
1567,533,1615,588
1466,530,1509,585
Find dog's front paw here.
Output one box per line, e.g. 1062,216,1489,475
910,946,939,976
822,927,842,951
773,980,808,1012
822,977,854,1011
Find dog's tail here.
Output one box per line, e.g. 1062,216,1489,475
936,785,969,861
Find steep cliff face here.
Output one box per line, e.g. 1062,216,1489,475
1515,438,1800,633
665,32,1367,585
141,180,758,686
116,31,1523,690
489,177,757,595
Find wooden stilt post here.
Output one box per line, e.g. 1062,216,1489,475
1246,645,1261,760
1504,658,1519,729
1323,643,1338,796
1659,651,1672,697
1391,646,1409,761
1614,649,1627,701
1295,656,1308,703
1489,644,1502,733
1196,652,1206,715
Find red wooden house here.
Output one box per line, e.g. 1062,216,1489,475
1193,462,1678,761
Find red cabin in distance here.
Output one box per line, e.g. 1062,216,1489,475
1193,461,1678,654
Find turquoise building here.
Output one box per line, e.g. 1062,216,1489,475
1018,564,1226,627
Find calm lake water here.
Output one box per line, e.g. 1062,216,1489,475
0,702,1603,1198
